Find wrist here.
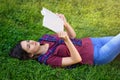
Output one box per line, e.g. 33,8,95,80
64,36,70,42
64,22,68,27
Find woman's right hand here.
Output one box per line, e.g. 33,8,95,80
56,13,67,26
56,13,76,39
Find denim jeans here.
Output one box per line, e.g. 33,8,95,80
91,33,120,65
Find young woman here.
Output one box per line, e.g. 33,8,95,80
9,14,120,68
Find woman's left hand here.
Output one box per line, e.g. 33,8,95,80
57,31,69,41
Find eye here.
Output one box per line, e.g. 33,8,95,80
27,40,30,42
26,40,30,48
27,44,30,48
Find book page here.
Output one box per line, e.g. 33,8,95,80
41,7,64,33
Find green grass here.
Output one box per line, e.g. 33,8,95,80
0,0,120,80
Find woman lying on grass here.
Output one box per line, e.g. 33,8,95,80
9,14,120,68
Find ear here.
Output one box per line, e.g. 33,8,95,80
29,54,34,58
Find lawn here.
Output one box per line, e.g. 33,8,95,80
0,0,120,80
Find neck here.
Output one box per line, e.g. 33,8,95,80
36,44,49,55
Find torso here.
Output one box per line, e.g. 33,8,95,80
38,35,94,67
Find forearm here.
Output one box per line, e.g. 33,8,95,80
56,14,76,38
57,31,82,66
64,22,76,39
64,37,82,62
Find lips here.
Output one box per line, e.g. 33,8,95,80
34,42,36,46
35,42,37,45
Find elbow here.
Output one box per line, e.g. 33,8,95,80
73,32,76,38
77,57,82,62
79,57,82,62
70,34,76,39
73,34,76,38
74,57,82,63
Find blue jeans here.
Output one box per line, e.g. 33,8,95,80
91,33,120,65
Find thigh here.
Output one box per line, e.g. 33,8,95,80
97,34,120,64
91,37,113,64
98,37,113,45
91,36,113,47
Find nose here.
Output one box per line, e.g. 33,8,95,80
30,40,35,45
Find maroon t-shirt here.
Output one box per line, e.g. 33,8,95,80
39,38,94,68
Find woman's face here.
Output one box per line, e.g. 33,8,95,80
20,40,40,55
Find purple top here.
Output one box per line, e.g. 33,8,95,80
38,35,94,68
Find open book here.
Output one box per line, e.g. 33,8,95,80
41,7,64,33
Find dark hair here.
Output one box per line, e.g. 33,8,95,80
9,41,31,60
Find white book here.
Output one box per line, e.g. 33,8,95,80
41,7,64,33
